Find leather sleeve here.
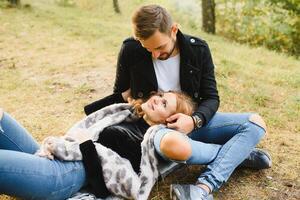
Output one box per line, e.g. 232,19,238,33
84,93,125,115
193,42,220,125
79,140,111,198
113,42,131,93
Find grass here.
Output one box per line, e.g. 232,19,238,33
0,0,299,199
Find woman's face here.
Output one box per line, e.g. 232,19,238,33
141,92,177,124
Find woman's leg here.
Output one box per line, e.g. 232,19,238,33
0,149,86,200
0,110,86,199
0,111,39,153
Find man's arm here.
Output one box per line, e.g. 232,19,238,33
113,42,131,93
84,93,124,115
193,42,220,126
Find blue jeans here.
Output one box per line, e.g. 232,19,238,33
0,112,86,200
154,112,266,192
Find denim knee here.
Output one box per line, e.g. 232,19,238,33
0,109,4,133
249,113,267,132
240,113,267,144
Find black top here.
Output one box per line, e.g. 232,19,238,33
84,30,220,125
79,118,150,198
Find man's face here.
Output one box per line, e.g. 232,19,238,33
139,27,178,60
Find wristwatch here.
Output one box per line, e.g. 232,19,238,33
192,115,203,129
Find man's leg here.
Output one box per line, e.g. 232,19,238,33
189,112,269,192
154,128,222,165
154,128,221,200
159,112,271,199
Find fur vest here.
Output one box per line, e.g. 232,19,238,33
36,103,163,200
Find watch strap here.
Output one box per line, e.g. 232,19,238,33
192,115,203,129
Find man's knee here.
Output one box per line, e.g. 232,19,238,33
160,131,192,161
249,113,267,134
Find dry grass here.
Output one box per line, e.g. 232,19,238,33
0,0,299,199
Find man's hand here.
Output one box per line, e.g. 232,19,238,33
121,88,131,102
166,113,194,134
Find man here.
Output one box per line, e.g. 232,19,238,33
84,5,271,200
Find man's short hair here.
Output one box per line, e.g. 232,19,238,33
132,4,173,40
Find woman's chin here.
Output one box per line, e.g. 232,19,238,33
141,103,146,111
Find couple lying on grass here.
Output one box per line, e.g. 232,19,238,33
0,90,270,200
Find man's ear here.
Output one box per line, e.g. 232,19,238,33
171,23,179,38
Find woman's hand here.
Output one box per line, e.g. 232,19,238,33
166,113,194,134
35,136,59,160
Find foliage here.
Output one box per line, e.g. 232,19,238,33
55,0,75,7
216,0,300,57
0,0,19,7
8,0,20,6
270,0,300,15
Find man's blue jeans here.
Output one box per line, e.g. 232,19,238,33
0,112,86,200
154,112,266,192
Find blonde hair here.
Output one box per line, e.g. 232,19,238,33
130,91,196,120
131,4,173,40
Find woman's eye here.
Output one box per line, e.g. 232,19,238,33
163,101,167,108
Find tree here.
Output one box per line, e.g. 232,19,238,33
269,0,300,56
269,0,300,15
202,0,216,34
8,0,20,6
113,0,121,14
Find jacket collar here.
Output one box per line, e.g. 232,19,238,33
177,30,198,92
132,30,198,92
177,29,197,65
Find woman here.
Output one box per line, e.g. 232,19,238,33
0,91,195,200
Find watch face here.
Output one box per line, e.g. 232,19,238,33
192,115,202,129
195,116,202,127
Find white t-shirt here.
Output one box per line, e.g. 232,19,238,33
152,54,181,92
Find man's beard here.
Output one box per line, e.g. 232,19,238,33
158,39,177,60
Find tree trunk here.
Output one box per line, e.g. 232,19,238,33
202,0,216,34
8,0,20,6
113,0,121,14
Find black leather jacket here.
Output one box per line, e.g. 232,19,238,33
84,30,219,125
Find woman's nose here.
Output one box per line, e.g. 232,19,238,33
155,97,164,105
153,97,161,105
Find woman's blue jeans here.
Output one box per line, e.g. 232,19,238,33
0,112,86,200
154,112,266,192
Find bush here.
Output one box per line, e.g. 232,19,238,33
216,0,300,57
